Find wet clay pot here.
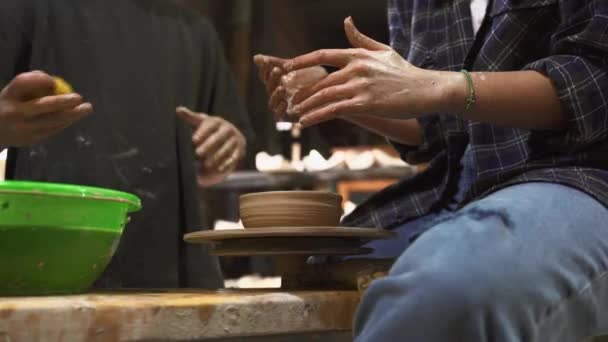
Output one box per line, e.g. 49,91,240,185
239,191,343,229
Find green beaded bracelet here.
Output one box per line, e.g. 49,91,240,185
460,69,476,114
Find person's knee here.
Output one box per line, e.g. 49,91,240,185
356,258,518,338
412,264,511,315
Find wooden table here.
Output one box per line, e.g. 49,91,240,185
0,290,360,341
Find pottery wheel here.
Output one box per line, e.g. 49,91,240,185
184,227,395,244
208,237,373,257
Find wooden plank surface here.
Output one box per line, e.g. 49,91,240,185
0,290,359,341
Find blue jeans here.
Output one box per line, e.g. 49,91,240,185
355,183,608,341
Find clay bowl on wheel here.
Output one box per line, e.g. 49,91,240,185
239,191,343,229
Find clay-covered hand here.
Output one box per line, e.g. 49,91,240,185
0,71,92,146
176,107,246,187
253,54,328,122
284,17,455,127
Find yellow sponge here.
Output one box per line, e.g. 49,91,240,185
53,77,74,95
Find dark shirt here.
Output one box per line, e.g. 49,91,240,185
0,0,253,288
344,0,608,229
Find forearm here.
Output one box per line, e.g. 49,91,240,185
343,115,423,146
439,70,566,130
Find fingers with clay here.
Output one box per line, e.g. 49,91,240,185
192,117,221,148
280,17,434,128
176,106,246,175
254,55,286,120
290,66,361,115
210,134,245,173
196,123,234,168
269,85,288,121
254,55,287,84
254,54,329,123
215,139,241,172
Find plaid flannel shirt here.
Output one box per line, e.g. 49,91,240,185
343,0,608,229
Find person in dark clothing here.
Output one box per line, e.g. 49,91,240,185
0,0,253,289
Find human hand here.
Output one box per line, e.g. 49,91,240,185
176,106,246,187
283,17,459,127
0,71,92,146
253,54,328,122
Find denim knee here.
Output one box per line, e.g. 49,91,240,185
355,258,527,341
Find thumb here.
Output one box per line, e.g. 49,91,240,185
254,54,289,83
344,17,391,51
176,106,206,127
5,71,55,100
254,55,288,70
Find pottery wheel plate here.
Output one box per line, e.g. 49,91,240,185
208,237,373,257
184,227,395,244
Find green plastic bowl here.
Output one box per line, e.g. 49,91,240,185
0,181,141,296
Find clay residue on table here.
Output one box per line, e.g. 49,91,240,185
0,290,360,341
0,304,15,319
